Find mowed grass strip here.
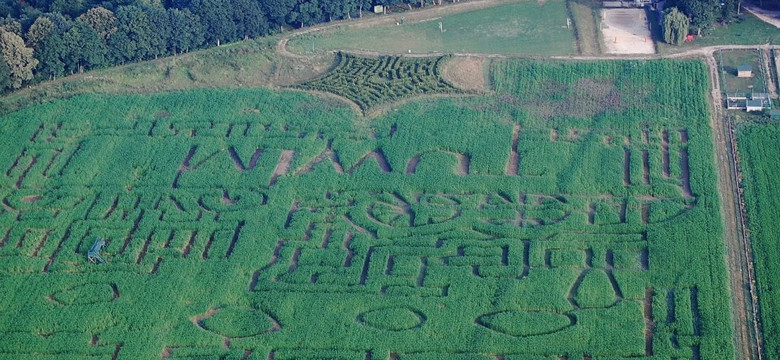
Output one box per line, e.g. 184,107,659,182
288,0,576,55
718,49,768,94
568,0,601,55
655,11,780,55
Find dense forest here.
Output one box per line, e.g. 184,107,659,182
0,0,756,92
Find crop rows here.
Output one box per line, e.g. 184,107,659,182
737,123,780,358
0,60,733,359
300,52,460,112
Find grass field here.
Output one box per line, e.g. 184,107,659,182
737,123,780,359
718,49,769,95
0,58,734,359
287,0,577,55
655,12,780,54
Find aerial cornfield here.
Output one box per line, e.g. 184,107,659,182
0,58,733,359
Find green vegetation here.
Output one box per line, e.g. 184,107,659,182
0,59,733,359
718,49,769,95
287,0,577,55
300,53,460,112
737,123,780,359
568,0,601,55
0,37,333,117
656,12,780,54
664,7,690,46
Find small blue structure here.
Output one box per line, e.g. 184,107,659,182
88,239,106,264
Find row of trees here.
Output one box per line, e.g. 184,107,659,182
664,0,742,45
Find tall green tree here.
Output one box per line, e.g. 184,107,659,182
167,8,204,54
33,32,65,80
48,0,85,18
25,16,54,49
110,5,153,62
289,0,322,28
62,19,107,73
78,7,117,43
0,55,12,92
27,14,70,81
232,0,270,39
0,29,38,89
664,7,690,45
189,0,236,45
146,5,172,58
0,16,22,36
263,0,296,31
671,0,718,35
320,0,345,21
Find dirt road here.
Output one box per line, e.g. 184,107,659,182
744,3,780,28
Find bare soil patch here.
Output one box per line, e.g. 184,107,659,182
662,130,670,178
270,150,295,187
518,78,624,120
623,148,631,186
441,56,488,92
601,9,654,54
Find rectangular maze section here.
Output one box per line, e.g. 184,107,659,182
0,188,260,273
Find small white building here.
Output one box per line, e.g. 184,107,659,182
746,99,764,112
737,65,753,78
373,5,384,14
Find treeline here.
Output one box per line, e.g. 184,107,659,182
665,0,741,34
662,0,749,45
0,0,766,92
0,0,450,92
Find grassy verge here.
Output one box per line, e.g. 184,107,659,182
718,49,769,94
569,0,602,55
0,36,334,116
656,12,780,54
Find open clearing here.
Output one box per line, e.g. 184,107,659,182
600,8,655,54
287,0,577,55
718,49,770,94
0,58,735,359
441,56,488,92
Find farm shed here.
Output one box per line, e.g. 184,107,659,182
753,92,770,101
373,5,384,13
737,65,753,77
746,99,764,112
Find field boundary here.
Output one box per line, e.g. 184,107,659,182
704,49,765,360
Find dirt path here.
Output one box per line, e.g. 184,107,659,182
744,3,780,28
760,48,778,98
702,49,762,360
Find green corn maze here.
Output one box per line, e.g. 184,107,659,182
0,58,733,359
